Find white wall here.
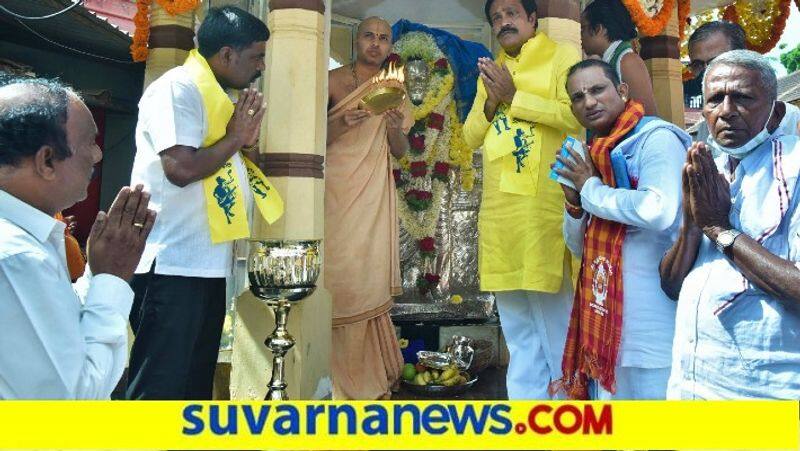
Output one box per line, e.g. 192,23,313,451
332,0,486,24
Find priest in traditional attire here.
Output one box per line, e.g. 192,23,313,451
325,16,413,399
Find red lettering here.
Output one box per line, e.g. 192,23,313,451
554,405,582,434
528,405,553,434
583,404,613,434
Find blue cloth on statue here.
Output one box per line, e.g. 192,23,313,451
392,19,492,122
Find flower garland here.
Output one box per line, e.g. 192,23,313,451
447,103,474,191
131,0,201,62
390,31,475,296
622,0,677,36
392,32,456,121
723,0,791,54
131,0,151,62
678,0,691,42
394,91,452,241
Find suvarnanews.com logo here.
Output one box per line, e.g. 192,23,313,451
0,401,796,448
181,402,613,436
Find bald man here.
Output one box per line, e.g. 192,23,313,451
325,17,413,399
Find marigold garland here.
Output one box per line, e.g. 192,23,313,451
131,0,201,62
723,0,791,54
622,0,677,36
678,0,691,42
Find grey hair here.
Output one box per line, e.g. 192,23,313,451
702,49,777,102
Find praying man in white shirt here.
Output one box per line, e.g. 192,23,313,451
127,5,276,400
551,59,691,400
0,78,155,399
660,50,800,399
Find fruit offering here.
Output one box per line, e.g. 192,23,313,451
407,363,469,387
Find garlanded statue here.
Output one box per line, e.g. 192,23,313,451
389,31,477,303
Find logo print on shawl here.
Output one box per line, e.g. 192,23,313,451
590,256,612,317
213,162,238,224
492,108,511,135
512,125,535,173
247,166,271,200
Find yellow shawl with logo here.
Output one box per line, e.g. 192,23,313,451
463,32,581,293
183,50,283,243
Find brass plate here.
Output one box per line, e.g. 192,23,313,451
361,86,405,114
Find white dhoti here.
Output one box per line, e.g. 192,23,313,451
495,274,573,400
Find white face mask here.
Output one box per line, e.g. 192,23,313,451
707,101,776,159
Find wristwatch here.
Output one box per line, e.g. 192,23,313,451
715,229,742,253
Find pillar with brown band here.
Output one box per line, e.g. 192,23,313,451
536,0,582,51
229,0,332,400
640,5,685,127
143,2,195,89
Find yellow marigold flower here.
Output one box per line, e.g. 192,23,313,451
398,338,409,349
450,294,463,304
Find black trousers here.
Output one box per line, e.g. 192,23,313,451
126,265,227,400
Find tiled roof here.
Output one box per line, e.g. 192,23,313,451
0,0,134,62
779,71,800,104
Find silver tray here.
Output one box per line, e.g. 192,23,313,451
400,376,478,397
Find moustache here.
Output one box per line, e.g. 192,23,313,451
498,26,517,37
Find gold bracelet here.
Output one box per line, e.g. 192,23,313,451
565,201,584,217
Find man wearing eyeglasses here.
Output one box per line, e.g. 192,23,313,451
688,21,799,145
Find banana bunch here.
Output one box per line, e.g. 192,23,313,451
412,365,468,387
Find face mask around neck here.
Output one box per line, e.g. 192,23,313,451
707,101,776,159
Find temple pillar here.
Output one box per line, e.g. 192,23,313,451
142,2,195,89
229,0,332,400
537,0,582,51
640,5,685,127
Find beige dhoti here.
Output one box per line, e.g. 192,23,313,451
325,82,412,400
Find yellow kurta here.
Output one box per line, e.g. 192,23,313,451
464,32,581,293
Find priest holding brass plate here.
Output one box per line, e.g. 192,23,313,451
360,61,407,114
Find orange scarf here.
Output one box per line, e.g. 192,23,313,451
55,212,85,281
555,100,644,399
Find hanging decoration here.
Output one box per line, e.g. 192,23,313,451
678,0,692,42
390,32,475,296
621,0,677,36
131,0,201,62
723,0,792,54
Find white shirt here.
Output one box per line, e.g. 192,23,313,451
563,120,690,369
668,136,800,399
130,66,251,278
0,190,132,399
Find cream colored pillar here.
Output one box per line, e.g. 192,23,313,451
640,6,685,127
537,0,582,51
230,0,332,400
142,3,196,89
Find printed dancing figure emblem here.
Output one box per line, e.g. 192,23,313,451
247,166,271,199
512,126,535,173
213,165,238,224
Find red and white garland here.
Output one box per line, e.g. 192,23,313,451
390,32,474,295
